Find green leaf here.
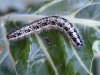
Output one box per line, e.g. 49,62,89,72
0,0,100,75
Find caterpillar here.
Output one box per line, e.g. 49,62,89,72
7,16,83,47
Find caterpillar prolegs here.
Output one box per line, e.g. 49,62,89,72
7,16,83,47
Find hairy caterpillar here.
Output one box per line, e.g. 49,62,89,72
7,16,83,47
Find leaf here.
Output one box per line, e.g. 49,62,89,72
0,0,100,75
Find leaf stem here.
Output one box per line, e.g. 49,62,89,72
71,46,93,75
70,2,100,17
35,33,59,75
0,14,100,28
34,0,62,14
0,22,19,75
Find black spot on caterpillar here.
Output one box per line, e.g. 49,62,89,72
7,16,83,47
